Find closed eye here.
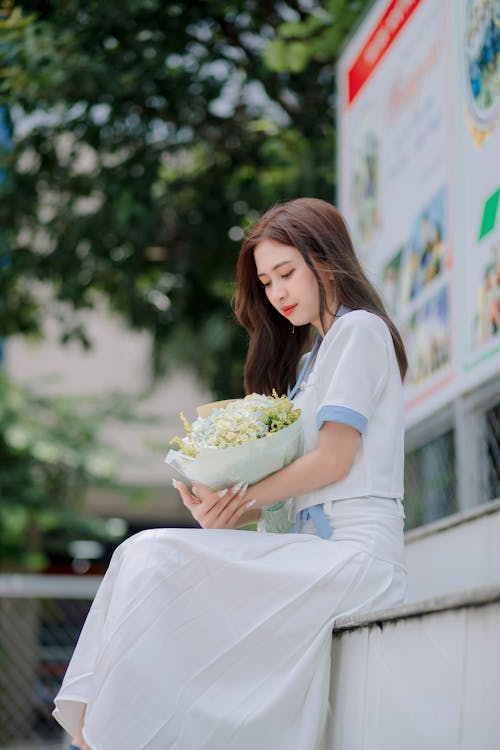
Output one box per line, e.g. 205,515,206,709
260,268,294,288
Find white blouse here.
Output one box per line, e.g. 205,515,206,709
292,308,405,515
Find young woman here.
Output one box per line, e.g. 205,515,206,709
54,198,408,750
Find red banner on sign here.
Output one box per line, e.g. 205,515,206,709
347,0,423,105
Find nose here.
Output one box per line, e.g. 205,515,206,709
269,278,286,304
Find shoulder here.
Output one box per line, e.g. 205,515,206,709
326,309,390,345
315,310,392,380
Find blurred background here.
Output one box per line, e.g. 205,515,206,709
0,0,499,747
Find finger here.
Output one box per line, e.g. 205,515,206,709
218,488,254,528
216,481,248,513
191,482,221,510
188,482,251,529
191,481,245,514
172,479,200,508
192,481,217,496
215,482,250,523
222,499,256,529
196,488,246,529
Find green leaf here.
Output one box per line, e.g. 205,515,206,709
263,39,290,72
287,42,311,74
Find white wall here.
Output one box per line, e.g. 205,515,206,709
328,590,500,750
404,498,500,602
5,301,212,522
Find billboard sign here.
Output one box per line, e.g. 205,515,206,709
338,0,500,427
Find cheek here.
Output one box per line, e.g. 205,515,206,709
263,286,275,306
299,268,320,301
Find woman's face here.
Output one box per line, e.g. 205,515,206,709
254,238,334,336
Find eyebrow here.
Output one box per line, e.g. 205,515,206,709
257,260,293,278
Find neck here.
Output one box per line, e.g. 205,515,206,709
315,300,341,337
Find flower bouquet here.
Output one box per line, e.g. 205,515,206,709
165,392,303,532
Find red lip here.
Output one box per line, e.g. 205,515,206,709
281,304,297,316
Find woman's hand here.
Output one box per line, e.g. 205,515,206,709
172,479,257,529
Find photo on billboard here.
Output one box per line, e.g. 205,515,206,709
464,0,500,139
469,210,500,352
398,185,447,310
402,285,450,389
350,111,382,246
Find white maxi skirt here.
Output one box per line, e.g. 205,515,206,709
53,496,407,750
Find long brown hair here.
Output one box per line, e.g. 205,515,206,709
234,198,408,395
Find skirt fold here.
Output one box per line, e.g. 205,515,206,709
53,497,407,750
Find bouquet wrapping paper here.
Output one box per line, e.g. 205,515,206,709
165,415,302,490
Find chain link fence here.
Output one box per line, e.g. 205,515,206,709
0,576,100,750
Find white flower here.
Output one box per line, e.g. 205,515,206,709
165,392,303,491
169,392,301,457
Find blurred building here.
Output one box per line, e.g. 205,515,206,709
5,300,213,571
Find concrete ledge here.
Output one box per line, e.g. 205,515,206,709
404,497,500,602
328,583,500,748
334,583,500,632
0,573,101,598
405,496,500,543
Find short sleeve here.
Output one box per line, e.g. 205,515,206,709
315,313,390,434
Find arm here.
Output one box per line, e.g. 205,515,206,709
173,420,360,528
246,421,360,509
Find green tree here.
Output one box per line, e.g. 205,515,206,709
0,0,367,397
0,1,368,566
0,373,137,569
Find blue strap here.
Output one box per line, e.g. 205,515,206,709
288,335,321,401
69,745,82,750
291,504,333,539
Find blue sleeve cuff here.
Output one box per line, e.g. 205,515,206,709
317,405,368,434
